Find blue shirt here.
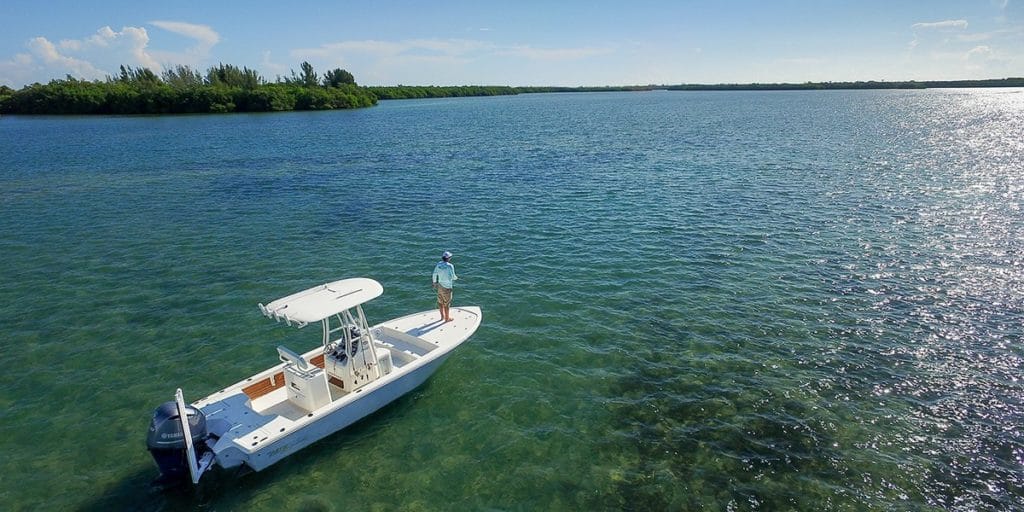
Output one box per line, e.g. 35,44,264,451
432,261,457,289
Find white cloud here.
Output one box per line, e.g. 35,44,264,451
16,26,160,82
63,26,155,67
145,21,221,70
26,36,107,79
956,32,994,42
964,45,1003,72
907,19,974,54
0,53,35,87
89,27,117,47
966,45,994,60
149,21,220,55
912,20,969,30
59,39,83,51
0,23,224,87
121,27,160,70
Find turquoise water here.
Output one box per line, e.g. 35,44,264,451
1,89,1022,511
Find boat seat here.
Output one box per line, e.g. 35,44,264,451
277,346,311,371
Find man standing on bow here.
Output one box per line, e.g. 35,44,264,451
432,251,458,322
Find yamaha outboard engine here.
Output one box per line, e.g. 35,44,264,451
146,400,207,483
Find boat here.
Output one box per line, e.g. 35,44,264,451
145,277,482,485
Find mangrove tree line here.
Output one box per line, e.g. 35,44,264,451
0,62,376,115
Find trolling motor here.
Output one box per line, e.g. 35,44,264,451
146,390,211,485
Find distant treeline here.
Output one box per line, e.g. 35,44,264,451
366,85,519,99
663,78,1024,91
364,78,1024,101
366,84,656,99
0,62,376,115
517,85,658,93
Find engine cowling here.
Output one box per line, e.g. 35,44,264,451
146,400,207,483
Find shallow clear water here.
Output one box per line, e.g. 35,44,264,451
1,89,1022,511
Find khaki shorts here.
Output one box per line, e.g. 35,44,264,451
436,286,453,307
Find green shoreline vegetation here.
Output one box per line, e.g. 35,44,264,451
1,63,1021,115
0,62,375,115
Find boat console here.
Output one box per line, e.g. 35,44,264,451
323,333,393,392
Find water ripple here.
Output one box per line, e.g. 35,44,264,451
0,89,1022,510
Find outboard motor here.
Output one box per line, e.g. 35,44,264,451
146,400,208,483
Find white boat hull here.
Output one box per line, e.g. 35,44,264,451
191,306,481,474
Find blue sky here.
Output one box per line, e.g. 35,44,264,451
1,0,1021,88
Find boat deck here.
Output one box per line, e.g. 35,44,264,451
377,306,482,349
251,389,308,420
